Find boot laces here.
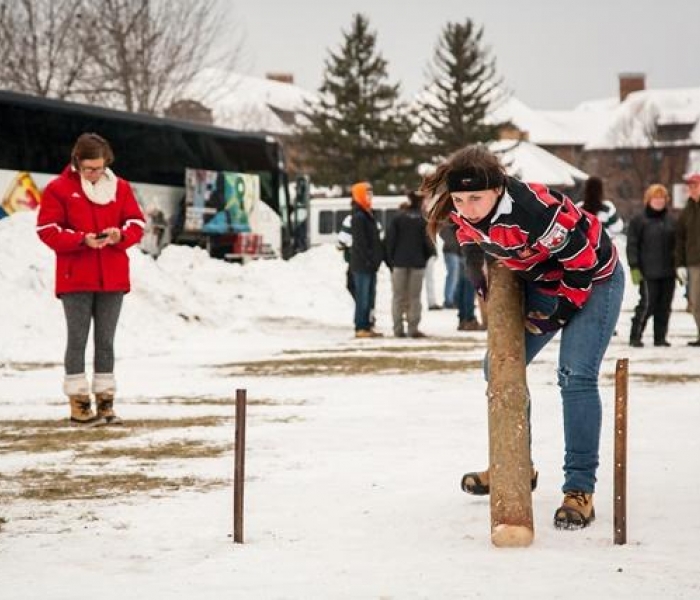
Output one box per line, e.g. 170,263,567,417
564,490,589,507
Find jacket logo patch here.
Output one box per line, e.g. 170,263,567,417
540,223,569,251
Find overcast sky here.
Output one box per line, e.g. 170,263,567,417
228,0,700,110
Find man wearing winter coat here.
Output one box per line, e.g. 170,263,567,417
675,172,700,346
350,182,384,338
385,191,436,337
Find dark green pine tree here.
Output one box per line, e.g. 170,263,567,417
298,14,414,192
419,19,502,158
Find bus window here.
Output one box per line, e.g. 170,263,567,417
319,210,334,234
334,210,350,232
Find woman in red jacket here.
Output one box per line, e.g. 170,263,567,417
37,133,145,426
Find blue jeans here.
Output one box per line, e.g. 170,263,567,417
443,252,461,306
353,271,377,331
485,262,625,493
456,269,476,321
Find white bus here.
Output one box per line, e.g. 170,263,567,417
0,89,303,258
307,196,407,246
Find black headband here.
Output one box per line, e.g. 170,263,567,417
446,168,504,193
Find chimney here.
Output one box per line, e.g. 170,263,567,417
266,72,294,85
618,72,646,102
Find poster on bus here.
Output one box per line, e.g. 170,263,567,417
0,171,41,219
183,169,260,234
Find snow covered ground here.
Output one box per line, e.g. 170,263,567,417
1,212,699,599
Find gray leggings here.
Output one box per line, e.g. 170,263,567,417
60,292,124,375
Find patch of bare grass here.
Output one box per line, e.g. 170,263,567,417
85,440,230,461
0,416,227,455
0,469,224,501
128,396,305,407
1,361,62,371
602,371,700,384
219,355,482,377
281,343,479,355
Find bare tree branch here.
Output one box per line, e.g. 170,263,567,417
0,0,89,99
79,0,243,114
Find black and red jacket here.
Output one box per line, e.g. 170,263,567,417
37,166,145,296
452,177,618,321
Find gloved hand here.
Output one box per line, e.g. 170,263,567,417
525,310,566,336
676,268,687,286
630,268,642,286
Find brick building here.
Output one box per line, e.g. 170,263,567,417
494,74,700,221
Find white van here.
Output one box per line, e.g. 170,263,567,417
307,196,407,246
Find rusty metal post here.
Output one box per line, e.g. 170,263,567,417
234,388,247,544
487,263,534,547
614,359,628,545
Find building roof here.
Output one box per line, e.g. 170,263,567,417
584,87,700,150
184,70,315,135
489,139,588,187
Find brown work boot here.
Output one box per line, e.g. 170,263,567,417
554,491,595,530
95,394,123,426
461,467,539,496
69,394,98,426
355,329,383,338
457,318,482,331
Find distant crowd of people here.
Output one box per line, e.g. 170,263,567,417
336,182,487,339
337,170,700,349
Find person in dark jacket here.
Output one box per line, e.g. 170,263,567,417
385,191,436,337
350,181,384,338
675,172,700,345
627,184,677,347
422,144,623,531
37,133,145,426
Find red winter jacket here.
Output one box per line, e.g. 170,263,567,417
37,166,145,296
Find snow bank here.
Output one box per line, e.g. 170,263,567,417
0,212,352,362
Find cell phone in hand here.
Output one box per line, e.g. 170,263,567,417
95,232,109,239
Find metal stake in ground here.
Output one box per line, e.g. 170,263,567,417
614,359,629,545
234,388,247,544
487,263,534,547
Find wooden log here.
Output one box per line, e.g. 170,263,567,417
234,388,247,544
614,359,629,545
487,262,534,547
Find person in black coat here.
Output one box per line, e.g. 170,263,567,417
627,184,677,347
350,181,384,338
385,191,436,337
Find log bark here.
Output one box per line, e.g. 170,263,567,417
487,262,534,547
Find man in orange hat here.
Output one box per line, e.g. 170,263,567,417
675,172,700,345
350,181,384,338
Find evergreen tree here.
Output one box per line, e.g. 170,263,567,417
298,14,414,192
418,20,502,158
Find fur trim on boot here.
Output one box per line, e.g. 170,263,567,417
92,373,116,396
63,373,89,396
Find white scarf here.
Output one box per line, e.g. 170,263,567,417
80,167,118,205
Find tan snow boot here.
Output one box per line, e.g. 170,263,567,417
554,491,595,530
461,466,539,496
69,394,98,426
95,394,123,426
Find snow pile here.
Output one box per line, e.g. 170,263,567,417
0,212,352,362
